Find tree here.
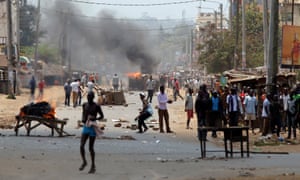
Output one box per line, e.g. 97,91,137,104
19,4,37,46
20,43,60,64
38,44,59,64
19,4,46,46
197,2,264,73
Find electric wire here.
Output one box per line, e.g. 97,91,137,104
58,0,202,6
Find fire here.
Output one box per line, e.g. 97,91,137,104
42,107,56,119
18,101,56,119
34,97,57,119
126,72,142,79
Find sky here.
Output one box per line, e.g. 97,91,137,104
30,0,229,21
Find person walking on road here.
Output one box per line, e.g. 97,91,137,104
37,79,45,101
173,78,184,101
64,79,72,106
79,91,104,174
185,88,194,129
145,75,155,103
71,79,80,107
29,76,36,102
157,85,173,133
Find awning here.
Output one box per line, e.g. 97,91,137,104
19,56,30,64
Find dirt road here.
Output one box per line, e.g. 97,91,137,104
0,86,300,180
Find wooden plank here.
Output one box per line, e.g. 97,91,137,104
14,115,69,137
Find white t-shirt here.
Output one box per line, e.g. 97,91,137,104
146,79,155,90
87,81,94,92
71,81,79,92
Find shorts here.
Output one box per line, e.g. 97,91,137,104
82,126,96,137
244,113,256,121
186,110,194,119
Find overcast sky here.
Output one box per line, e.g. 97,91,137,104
30,0,229,21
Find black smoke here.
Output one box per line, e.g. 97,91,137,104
44,1,158,74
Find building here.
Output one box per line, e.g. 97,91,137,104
0,1,19,93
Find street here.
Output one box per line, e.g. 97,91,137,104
0,89,300,180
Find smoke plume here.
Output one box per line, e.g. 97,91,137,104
44,1,158,74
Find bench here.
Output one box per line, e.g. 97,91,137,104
15,115,71,137
198,126,249,158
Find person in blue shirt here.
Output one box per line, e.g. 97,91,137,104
29,76,36,102
135,93,153,133
243,89,257,134
209,90,223,138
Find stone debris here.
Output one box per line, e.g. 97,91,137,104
114,123,122,127
238,171,254,177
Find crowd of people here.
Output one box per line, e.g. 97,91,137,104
26,72,300,173
193,84,300,140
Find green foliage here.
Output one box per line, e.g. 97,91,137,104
197,3,265,73
38,44,60,64
19,44,60,64
20,5,37,46
20,5,47,47
20,46,35,57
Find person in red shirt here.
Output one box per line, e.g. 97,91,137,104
38,79,45,101
173,78,184,101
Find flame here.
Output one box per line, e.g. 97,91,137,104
42,107,56,119
19,100,56,119
126,72,142,79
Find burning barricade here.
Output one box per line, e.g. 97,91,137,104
15,101,70,137
18,101,56,119
127,72,145,91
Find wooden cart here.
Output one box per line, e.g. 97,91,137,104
15,115,71,137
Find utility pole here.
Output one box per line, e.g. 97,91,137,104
220,3,223,32
291,0,294,25
263,0,269,69
190,29,193,71
34,0,40,78
229,0,232,31
266,0,279,95
241,0,246,70
6,0,14,96
233,0,240,70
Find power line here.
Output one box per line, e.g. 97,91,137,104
39,7,197,22
59,0,202,6
73,22,195,32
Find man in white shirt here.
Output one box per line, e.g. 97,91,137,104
145,75,155,103
157,85,173,133
226,88,242,126
280,88,290,132
87,80,95,93
71,79,80,107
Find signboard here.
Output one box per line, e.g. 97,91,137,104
281,25,300,68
